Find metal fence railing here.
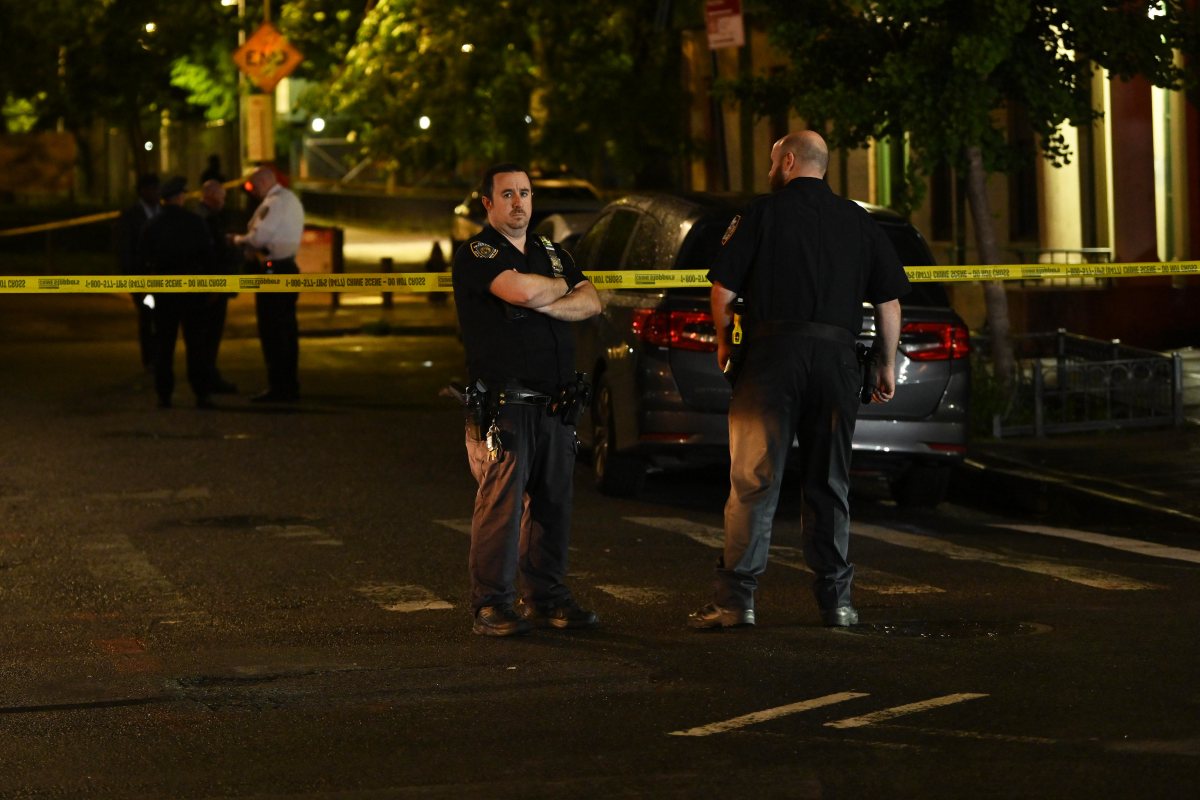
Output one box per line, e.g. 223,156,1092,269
984,329,1184,438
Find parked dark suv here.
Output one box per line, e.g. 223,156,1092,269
569,192,970,507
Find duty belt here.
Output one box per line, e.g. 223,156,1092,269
498,388,551,406
748,320,856,347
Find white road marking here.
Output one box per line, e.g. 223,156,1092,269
995,524,1200,566
354,583,454,613
626,517,943,595
825,693,989,729
257,524,343,547
86,486,210,503
595,584,672,605
669,692,869,737
81,533,199,618
434,519,473,536
853,523,1157,590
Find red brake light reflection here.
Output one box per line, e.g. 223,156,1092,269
631,309,717,352
900,321,970,361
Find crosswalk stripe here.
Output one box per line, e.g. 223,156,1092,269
854,522,1158,590
257,523,344,547
82,533,199,618
994,524,1200,566
595,584,672,605
625,517,943,595
825,693,988,729
669,692,869,737
354,583,454,613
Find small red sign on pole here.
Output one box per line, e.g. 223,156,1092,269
233,22,304,92
705,0,746,50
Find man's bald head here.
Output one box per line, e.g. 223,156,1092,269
768,130,829,190
247,167,277,199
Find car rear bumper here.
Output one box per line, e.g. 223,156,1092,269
629,408,966,468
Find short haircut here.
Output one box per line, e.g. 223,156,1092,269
481,163,528,200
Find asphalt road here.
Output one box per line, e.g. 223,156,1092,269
1,320,1198,799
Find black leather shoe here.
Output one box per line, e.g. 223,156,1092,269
518,598,599,630
687,603,755,630
251,390,299,403
472,604,532,637
820,606,859,627
210,379,238,395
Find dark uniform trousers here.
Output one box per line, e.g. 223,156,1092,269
465,402,575,612
152,294,211,400
255,258,300,396
718,333,862,612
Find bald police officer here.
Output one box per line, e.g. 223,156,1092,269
689,130,910,630
453,163,602,637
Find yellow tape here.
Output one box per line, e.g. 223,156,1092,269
0,262,1197,293
0,211,120,237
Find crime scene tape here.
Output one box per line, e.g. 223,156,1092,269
0,262,1198,294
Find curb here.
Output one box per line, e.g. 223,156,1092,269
950,457,1200,530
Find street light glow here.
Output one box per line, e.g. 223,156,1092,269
461,43,474,53
144,22,157,34
311,117,326,133
418,116,431,130
144,141,154,151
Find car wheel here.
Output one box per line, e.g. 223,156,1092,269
889,463,953,508
591,375,645,497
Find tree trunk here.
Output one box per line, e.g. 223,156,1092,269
129,113,149,178
964,144,1015,387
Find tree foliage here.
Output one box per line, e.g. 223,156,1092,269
737,0,1186,188
733,0,1190,384
325,0,683,186
0,0,238,170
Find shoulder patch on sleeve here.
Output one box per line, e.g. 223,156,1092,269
470,241,499,259
721,215,741,246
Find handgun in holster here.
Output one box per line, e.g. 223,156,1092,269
463,379,491,441
856,344,878,404
550,372,591,426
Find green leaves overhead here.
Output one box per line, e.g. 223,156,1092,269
325,0,682,184
740,0,1186,176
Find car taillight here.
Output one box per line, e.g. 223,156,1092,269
631,309,718,352
900,321,970,361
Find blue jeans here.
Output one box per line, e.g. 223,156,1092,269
716,334,861,612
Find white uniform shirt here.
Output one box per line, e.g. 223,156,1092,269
243,184,305,260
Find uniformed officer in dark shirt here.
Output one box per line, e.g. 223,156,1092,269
689,130,910,630
140,176,215,409
116,173,160,370
452,163,602,637
196,179,239,395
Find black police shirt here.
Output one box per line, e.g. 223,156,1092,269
453,224,585,394
707,177,911,336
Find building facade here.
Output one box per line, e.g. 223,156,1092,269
681,20,1199,350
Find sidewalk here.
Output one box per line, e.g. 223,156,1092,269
952,348,1200,528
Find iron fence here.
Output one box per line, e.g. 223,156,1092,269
984,329,1184,438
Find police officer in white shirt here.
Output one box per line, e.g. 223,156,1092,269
234,167,305,403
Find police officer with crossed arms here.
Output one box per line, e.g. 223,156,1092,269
452,163,602,637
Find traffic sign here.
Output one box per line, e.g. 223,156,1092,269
233,22,303,92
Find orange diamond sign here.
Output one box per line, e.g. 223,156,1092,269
233,22,304,92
